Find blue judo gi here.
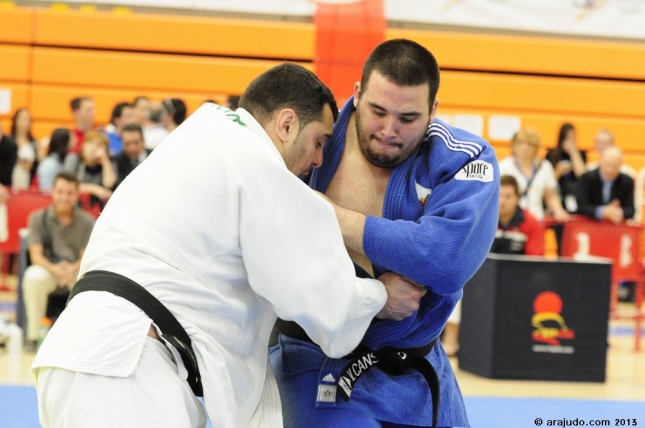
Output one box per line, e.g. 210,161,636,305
270,98,500,428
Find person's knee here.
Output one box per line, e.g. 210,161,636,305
23,265,56,292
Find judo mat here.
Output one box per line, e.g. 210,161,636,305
1,385,643,428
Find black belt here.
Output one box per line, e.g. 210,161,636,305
67,270,203,397
275,319,440,428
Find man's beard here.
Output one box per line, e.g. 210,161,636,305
354,107,425,169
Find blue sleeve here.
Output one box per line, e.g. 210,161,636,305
595,206,604,220
37,159,60,192
363,146,500,295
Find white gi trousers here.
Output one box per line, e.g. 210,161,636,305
35,337,208,428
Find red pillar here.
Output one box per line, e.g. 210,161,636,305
314,0,385,104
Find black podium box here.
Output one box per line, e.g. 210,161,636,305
458,253,611,382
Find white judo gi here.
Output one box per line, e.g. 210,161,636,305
32,104,388,428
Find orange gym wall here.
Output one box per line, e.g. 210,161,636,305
1,5,645,171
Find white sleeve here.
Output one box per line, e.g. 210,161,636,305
541,160,558,190
237,157,387,358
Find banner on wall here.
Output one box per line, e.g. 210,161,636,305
386,0,645,40
0,89,11,115
47,0,645,40
314,0,385,102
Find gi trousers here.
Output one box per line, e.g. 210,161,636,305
35,336,207,428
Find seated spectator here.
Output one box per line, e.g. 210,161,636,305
10,108,38,190
587,129,636,177
70,96,96,153
0,183,8,203
0,118,17,187
546,123,587,213
105,102,137,156
499,128,569,223
443,174,546,357
576,146,635,224
63,130,116,206
162,98,187,133
37,129,73,192
143,101,169,150
23,172,95,351
133,95,151,128
491,175,545,256
111,124,151,189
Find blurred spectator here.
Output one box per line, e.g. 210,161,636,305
105,102,136,156
499,128,569,223
576,146,635,225
0,183,8,203
225,95,240,110
442,175,545,357
162,98,187,133
143,101,169,150
10,108,39,190
133,96,151,128
23,172,94,351
70,97,96,153
491,175,545,256
545,123,587,213
0,118,17,187
111,124,150,189
37,129,73,192
587,129,636,177
63,130,116,205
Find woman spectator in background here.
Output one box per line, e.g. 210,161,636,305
0,117,17,187
64,130,115,207
37,128,72,192
133,95,151,129
10,108,38,190
546,123,587,213
162,98,187,133
499,127,570,224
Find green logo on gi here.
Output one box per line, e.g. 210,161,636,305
214,104,246,127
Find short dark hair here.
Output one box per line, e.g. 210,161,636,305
48,128,71,159
54,171,79,187
361,39,440,108
110,102,132,123
149,104,163,123
500,175,519,195
239,63,338,129
70,96,92,112
121,123,144,139
163,98,187,126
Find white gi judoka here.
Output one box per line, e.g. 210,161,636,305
32,102,403,428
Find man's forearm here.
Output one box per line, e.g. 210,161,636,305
333,203,367,256
30,252,58,277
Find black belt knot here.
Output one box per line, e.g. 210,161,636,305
338,339,440,428
67,270,203,397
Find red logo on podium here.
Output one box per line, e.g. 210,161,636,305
532,291,575,346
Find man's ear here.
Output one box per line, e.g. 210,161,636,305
274,108,298,144
429,98,440,125
353,82,361,108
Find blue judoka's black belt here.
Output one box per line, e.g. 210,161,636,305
275,318,440,428
67,270,203,397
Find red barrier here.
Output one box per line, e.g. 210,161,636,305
0,190,52,291
560,217,644,351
